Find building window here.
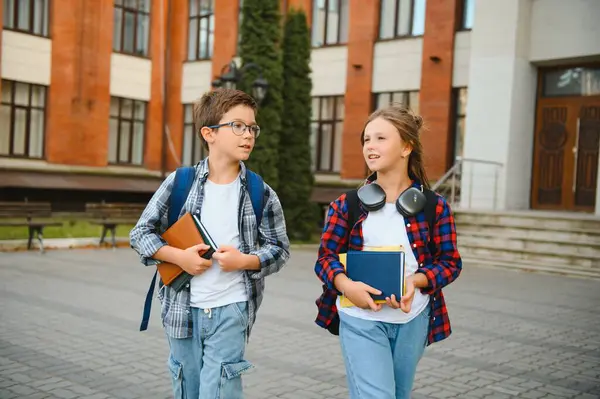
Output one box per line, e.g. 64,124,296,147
2,0,50,37
452,87,467,163
373,91,420,115
311,0,349,47
113,0,151,57
188,0,214,60
311,96,344,173
542,67,600,97
379,0,426,39
108,97,146,165
458,0,474,30
182,104,207,165
0,80,46,159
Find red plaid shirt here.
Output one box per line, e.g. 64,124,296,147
314,181,462,345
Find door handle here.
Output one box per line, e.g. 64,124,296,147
572,117,580,193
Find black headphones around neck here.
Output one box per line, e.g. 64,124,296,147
357,182,427,217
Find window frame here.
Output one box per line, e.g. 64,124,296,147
311,96,345,173
2,0,51,38
372,90,420,114
456,0,474,31
187,0,215,61
450,87,468,167
113,0,152,58
0,79,47,159
108,96,147,166
182,104,208,165
311,0,349,48
378,0,426,41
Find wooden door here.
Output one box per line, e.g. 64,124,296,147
531,99,579,210
531,99,599,211
574,102,600,211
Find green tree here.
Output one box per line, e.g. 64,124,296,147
278,8,316,240
239,0,283,190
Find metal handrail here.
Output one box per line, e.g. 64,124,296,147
432,157,504,209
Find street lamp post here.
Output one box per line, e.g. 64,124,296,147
211,60,269,104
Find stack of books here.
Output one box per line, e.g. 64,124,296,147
158,213,218,291
338,246,406,307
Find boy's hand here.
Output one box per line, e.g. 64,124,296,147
178,244,212,275
213,245,246,272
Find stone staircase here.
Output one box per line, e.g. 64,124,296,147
454,209,600,279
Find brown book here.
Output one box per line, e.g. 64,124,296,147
158,212,216,286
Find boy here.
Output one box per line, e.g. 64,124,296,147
130,88,290,398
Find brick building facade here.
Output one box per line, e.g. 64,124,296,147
2,0,599,214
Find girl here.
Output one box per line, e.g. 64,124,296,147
314,104,462,399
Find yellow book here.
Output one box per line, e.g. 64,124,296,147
339,245,405,308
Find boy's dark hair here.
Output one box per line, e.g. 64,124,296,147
193,88,258,148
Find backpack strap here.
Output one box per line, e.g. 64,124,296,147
245,169,265,228
423,189,438,255
168,167,196,227
345,189,360,246
140,166,196,332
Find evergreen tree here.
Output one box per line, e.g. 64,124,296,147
238,0,283,190
278,8,316,240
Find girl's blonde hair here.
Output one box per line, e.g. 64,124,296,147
360,103,430,189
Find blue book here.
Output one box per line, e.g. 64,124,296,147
345,250,406,302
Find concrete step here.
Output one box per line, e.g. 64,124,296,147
457,231,600,258
455,209,600,231
456,223,600,246
458,242,599,270
461,257,600,280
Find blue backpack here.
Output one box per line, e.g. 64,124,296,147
139,166,265,331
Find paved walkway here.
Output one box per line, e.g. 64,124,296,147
0,248,598,399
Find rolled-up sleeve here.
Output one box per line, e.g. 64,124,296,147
248,186,290,279
129,172,175,266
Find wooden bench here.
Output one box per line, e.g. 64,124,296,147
0,201,62,253
86,202,146,248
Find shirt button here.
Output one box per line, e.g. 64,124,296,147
413,243,417,248
433,317,436,321
196,209,200,214
406,223,411,227
185,283,190,288
419,263,423,266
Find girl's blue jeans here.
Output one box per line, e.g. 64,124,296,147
339,305,430,399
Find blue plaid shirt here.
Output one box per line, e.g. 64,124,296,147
130,159,290,339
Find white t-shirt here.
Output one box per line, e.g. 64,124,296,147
337,203,429,323
190,175,247,308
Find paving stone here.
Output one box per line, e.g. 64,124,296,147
0,248,598,399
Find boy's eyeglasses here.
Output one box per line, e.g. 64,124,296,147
207,121,261,138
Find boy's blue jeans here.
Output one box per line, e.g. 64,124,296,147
339,305,430,399
166,301,253,399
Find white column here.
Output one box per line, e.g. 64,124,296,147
460,0,536,210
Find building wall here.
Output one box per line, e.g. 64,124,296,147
452,31,470,87
2,0,599,213
461,0,600,213
1,31,51,85
419,0,459,176
45,0,113,168
529,0,600,63
372,39,423,92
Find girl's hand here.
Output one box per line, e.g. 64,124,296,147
342,280,383,311
401,276,417,313
386,276,416,313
